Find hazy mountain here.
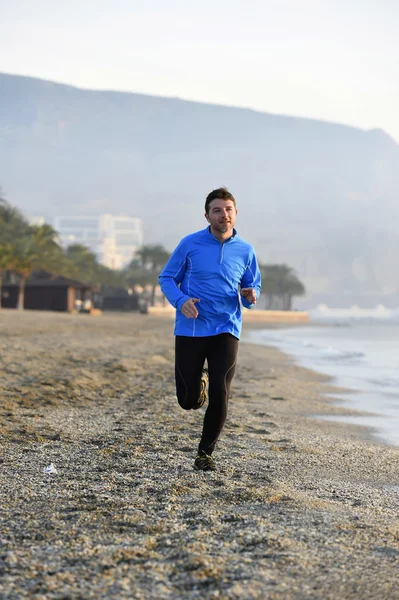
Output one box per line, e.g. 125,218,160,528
1,72,399,307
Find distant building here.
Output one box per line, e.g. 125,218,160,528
28,216,46,226
53,214,143,269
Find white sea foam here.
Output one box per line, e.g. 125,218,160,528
247,320,399,446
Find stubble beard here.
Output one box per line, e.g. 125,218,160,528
215,221,232,234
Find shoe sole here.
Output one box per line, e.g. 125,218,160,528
193,464,216,472
192,370,209,410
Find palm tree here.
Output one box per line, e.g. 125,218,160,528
260,264,305,310
0,196,29,244
128,244,171,305
13,224,64,310
0,243,15,309
149,245,171,272
134,244,170,271
13,239,40,309
64,244,99,284
30,223,65,274
0,187,6,209
0,193,31,308
135,246,154,272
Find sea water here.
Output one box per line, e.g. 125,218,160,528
246,316,399,447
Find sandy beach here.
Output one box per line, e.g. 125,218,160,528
0,310,398,600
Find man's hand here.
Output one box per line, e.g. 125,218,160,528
241,288,257,304
181,298,200,318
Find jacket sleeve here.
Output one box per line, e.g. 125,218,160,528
240,249,262,309
158,240,191,311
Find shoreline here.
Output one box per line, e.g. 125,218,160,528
243,321,399,450
238,335,393,453
1,310,399,599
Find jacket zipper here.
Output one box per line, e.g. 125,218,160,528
220,242,224,264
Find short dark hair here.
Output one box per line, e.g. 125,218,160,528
205,187,236,214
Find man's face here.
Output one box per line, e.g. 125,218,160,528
205,199,237,234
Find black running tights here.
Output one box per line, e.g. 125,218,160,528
175,333,239,455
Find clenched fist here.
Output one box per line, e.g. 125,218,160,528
240,288,257,304
181,298,200,318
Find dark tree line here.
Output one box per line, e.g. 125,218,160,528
0,189,305,310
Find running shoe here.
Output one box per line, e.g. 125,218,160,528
194,449,216,471
192,368,208,410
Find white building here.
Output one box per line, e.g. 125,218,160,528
53,214,143,270
28,216,46,226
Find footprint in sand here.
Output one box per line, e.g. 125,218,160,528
269,438,297,451
246,426,274,435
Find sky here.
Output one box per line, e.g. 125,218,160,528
1,0,398,140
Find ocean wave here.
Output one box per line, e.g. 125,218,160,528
366,377,399,388
315,347,365,362
255,332,365,364
300,341,364,361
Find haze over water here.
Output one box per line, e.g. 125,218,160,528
248,316,399,447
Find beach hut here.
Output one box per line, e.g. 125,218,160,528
101,286,140,311
1,276,96,312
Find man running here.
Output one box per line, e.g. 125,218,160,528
158,187,261,471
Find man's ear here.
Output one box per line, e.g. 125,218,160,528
204,213,210,222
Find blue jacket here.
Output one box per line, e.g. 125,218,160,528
158,227,261,339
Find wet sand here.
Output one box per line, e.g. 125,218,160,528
0,310,398,600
